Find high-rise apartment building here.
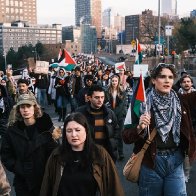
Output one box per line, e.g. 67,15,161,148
114,14,125,33
162,0,177,16
75,0,101,38
0,0,37,24
102,8,111,28
0,22,62,53
125,10,159,44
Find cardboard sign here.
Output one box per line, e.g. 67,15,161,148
133,64,149,78
34,61,49,74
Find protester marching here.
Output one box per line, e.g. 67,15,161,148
0,46,196,196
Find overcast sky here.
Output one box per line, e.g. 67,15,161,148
37,0,196,25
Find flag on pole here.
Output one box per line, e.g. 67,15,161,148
58,49,62,61
135,39,143,64
123,74,146,129
58,49,76,71
115,62,126,73
133,74,146,118
124,103,132,129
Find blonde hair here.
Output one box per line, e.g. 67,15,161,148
108,75,124,99
15,103,43,122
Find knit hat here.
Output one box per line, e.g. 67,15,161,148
16,94,37,106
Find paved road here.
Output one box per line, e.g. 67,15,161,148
5,104,196,196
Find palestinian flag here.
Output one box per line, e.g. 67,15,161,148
58,49,76,71
135,39,143,64
124,74,146,129
115,62,126,73
133,74,146,118
124,103,132,129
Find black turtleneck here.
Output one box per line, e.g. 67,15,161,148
57,150,97,196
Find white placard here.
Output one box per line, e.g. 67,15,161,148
133,64,149,78
34,61,49,74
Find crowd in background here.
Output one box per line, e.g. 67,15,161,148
0,55,196,195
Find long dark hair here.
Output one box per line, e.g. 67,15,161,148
60,112,96,168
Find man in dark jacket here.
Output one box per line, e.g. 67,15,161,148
77,85,119,161
1,94,58,196
77,74,94,106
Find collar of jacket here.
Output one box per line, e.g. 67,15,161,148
85,103,109,116
52,146,105,167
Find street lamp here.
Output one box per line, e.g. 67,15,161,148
132,26,138,41
158,0,161,58
3,50,7,71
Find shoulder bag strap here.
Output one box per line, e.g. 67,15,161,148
141,128,157,152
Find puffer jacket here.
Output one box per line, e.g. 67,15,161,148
40,145,124,196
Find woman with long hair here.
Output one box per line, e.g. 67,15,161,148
1,94,58,196
105,74,127,160
122,63,196,195
40,112,124,196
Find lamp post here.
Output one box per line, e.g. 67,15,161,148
132,26,138,41
3,50,7,71
158,0,161,58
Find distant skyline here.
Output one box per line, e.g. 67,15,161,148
37,0,196,25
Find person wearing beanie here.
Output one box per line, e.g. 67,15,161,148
0,94,59,196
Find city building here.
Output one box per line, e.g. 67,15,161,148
162,0,177,17
190,10,196,18
114,14,125,33
80,24,97,54
0,21,62,53
125,10,160,45
0,0,37,24
62,26,80,43
102,8,111,28
75,0,101,38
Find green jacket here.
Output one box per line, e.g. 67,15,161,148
40,145,124,196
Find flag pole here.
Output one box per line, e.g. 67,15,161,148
141,72,150,139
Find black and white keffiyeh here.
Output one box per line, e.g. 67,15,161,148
145,88,182,145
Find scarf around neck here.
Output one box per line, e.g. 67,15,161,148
145,88,182,145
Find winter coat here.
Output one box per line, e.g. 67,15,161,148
122,92,196,169
105,89,127,121
48,76,56,100
40,145,124,196
76,104,119,161
0,161,11,196
0,113,58,192
55,76,70,97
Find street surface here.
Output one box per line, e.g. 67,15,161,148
4,104,196,196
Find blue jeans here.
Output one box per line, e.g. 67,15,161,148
57,96,69,108
139,149,187,196
37,88,47,108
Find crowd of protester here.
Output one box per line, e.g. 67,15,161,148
0,56,196,196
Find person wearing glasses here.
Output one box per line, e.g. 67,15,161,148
122,63,196,195
40,112,124,196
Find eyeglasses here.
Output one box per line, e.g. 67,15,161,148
156,63,175,69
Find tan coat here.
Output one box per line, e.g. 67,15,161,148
40,145,124,196
0,161,11,196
